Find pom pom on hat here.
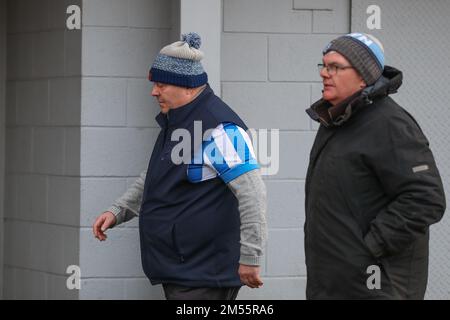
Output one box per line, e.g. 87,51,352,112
182,32,201,49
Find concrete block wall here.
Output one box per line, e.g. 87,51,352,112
221,0,350,299
78,0,174,300
4,0,82,299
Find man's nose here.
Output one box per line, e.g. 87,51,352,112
320,67,330,79
151,85,159,96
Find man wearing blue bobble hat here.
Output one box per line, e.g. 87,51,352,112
305,33,446,299
93,33,267,300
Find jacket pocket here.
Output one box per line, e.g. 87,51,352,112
172,224,185,263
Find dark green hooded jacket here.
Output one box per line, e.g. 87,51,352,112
305,66,446,299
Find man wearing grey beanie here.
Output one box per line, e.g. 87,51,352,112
92,33,267,300
305,33,446,299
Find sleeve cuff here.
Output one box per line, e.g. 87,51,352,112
239,254,263,266
107,205,123,227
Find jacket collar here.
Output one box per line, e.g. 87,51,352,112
306,66,403,128
155,84,211,128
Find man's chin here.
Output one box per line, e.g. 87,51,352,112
322,92,335,102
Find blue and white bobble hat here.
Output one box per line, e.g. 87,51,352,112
149,32,208,88
323,33,385,85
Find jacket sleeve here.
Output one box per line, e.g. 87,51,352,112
107,170,146,227
363,115,446,258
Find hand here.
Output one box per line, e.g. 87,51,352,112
238,264,263,289
92,211,117,241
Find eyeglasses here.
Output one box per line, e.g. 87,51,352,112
318,63,354,76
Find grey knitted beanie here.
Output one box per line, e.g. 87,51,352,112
323,33,385,85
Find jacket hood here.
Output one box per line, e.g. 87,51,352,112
306,66,403,127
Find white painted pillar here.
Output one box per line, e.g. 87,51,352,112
179,0,222,96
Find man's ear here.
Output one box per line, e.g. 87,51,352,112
186,87,195,96
360,78,367,89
